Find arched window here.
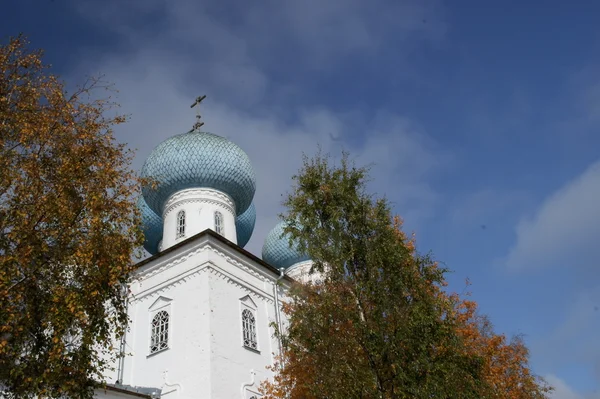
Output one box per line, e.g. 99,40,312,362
176,210,185,239
214,211,224,235
242,309,257,349
150,310,169,354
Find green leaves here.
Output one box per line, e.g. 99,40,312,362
263,150,550,398
0,36,143,398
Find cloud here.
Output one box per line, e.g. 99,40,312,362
505,160,600,272
75,0,445,73
532,284,600,376
84,60,444,256
62,1,448,254
546,374,600,399
65,0,448,256
546,375,583,399
502,161,600,389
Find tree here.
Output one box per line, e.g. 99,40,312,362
452,294,552,398
262,152,490,398
261,152,551,398
0,36,143,398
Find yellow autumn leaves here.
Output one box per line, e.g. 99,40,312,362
0,36,144,398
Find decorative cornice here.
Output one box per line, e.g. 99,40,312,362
207,267,274,304
135,243,272,283
163,188,235,218
206,245,269,283
131,266,206,304
135,245,211,281
131,264,274,305
131,243,277,304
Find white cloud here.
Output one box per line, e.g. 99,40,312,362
505,161,600,395
65,0,447,256
505,160,600,271
545,374,600,399
532,285,600,375
546,375,583,399
72,0,446,91
87,59,443,255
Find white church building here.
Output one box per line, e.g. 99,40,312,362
94,114,316,399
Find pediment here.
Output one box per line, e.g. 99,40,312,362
240,294,257,308
148,295,173,311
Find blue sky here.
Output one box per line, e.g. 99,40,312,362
3,0,600,397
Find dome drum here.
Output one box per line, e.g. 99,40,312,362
285,259,318,284
163,188,236,219
161,188,237,249
139,198,257,255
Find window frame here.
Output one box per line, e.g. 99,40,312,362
149,310,170,355
240,296,259,352
176,210,186,239
214,211,224,236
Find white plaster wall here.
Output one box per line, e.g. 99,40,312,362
207,271,278,398
121,244,213,398
162,188,237,249
112,236,288,399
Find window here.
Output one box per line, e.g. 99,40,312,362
176,210,185,238
214,211,224,235
150,310,169,354
242,309,257,350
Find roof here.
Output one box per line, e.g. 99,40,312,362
134,228,295,284
140,131,256,216
101,384,161,398
262,220,310,269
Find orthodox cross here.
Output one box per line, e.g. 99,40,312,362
190,95,207,131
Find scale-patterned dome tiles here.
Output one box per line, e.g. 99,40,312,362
141,131,256,216
235,202,256,248
262,221,310,269
138,196,163,255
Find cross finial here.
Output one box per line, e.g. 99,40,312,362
190,95,207,131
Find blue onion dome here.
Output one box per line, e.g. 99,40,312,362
141,131,256,216
262,221,310,269
235,202,256,248
137,196,163,255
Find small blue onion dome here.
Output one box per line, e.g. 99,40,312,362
235,202,256,248
138,196,163,255
262,221,310,269
141,131,256,216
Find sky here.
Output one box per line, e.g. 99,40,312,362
2,0,600,397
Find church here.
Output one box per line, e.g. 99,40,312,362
95,106,315,399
